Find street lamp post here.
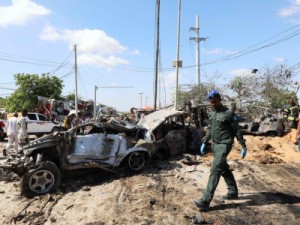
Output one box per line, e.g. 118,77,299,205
138,92,143,109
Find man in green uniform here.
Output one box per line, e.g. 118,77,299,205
194,90,247,211
284,98,299,129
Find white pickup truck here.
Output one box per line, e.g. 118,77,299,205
2,112,63,139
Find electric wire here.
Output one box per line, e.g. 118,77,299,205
0,24,299,74
80,52,158,72
59,68,75,79
202,26,300,66
0,51,73,67
46,50,74,75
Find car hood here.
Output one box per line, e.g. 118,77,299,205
137,109,186,131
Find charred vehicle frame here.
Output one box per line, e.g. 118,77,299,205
137,110,202,158
0,122,155,197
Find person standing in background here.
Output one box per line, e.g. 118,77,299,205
3,112,19,156
18,109,29,148
284,98,299,129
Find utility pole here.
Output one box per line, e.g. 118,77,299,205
154,0,160,111
174,0,182,110
94,85,98,120
190,15,207,86
74,45,78,115
138,92,143,109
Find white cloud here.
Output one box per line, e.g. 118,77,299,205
78,53,130,67
279,0,300,17
205,48,222,55
230,68,256,77
274,57,286,63
0,0,51,28
129,49,141,56
62,29,127,54
40,26,128,54
205,48,236,55
40,26,131,67
39,25,60,41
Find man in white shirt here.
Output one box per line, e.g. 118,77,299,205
3,112,18,156
18,109,29,147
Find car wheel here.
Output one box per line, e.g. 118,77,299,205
36,134,44,138
21,161,62,197
51,127,60,133
127,152,146,172
277,124,285,137
153,148,170,160
267,131,277,137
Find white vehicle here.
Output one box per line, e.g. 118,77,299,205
3,112,62,138
26,113,62,136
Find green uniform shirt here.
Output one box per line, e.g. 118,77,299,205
202,104,246,148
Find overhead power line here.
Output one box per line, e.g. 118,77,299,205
201,25,300,66
46,50,74,75
0,24,299,73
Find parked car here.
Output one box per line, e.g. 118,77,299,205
26,112,63,136
3,112,63,138
0,123,155,197
137,109,202,158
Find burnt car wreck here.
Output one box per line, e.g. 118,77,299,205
238,109,285,137
137,109,202,158
0,109,202,197
0,123,155,197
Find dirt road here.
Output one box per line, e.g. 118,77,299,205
0,133,300,225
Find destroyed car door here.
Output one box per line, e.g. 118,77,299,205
164,116,187,156
68,133,122,164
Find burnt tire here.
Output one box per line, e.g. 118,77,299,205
154,148,170,160
277,124,285,137
267,131,277,137
126,152,146,172
51,127,60,133
21,161,62,198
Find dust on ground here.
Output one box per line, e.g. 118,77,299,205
0,130,299,225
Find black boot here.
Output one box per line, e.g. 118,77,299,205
193,199,209,211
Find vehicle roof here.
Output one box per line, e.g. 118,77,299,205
137,109,186,130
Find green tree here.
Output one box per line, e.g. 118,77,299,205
6,73,63,112
175,84,212,110
64,93,76,101
229,64,298,111
0,97,7,109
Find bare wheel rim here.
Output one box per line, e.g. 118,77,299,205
29,170,55,194
128,152,145,171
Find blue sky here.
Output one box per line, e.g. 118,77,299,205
1,0,300,112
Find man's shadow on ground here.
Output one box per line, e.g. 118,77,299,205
210,192,300,213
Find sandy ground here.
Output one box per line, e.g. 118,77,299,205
0,130,299,225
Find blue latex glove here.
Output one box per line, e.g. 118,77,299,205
241,148,247,159
200,144,206,155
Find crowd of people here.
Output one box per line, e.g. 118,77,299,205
2,109,29,157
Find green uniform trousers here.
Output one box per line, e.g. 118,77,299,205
201,143,238,204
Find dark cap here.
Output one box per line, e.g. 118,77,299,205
206,90,221,101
